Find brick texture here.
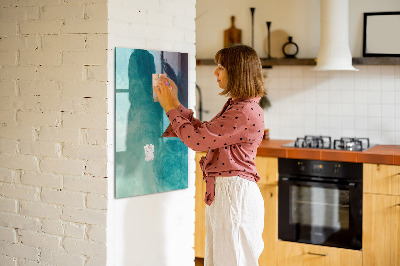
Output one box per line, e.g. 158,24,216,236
0,1,108,264
0,0,197,264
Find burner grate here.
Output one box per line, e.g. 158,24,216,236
295,135,332,149
333,137,370,151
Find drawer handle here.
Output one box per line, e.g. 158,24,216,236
307,252,328,256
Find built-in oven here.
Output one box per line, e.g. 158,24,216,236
278,158,363,250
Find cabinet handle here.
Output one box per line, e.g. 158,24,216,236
307,252,328,256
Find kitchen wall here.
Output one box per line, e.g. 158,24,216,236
0,0,108,265
107,0,196,266
196,0,400,144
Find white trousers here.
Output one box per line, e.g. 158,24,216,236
205,176,264,266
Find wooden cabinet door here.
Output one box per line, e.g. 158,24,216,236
363,193,400,266
364,164,400,196
276,241,362,266
255,156,278,186
195,152,207,258
259,185,278,266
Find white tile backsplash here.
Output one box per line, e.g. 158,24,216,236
367,104,382,118
196,65,400,144
382,90,395,104
367,91,381,105
382,105,395,118
382,78,395,91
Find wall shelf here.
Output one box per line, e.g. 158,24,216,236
352,57,400,65
196,57,400,67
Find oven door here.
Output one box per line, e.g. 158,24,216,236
278,176,362,250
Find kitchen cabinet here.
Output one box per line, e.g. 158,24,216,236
363,164,400,266
195,152,207,258
363,193,400,266
276,241,362,266
254,156,278,186
259,184,278,266
363,163,400,196
194,154,279,265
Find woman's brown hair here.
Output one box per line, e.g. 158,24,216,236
214,44,266,99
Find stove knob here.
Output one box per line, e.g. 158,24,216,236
298,161,305,171
334,164,341,174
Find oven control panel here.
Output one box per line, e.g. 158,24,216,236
281,158,362,180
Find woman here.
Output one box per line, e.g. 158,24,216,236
154,44,266,266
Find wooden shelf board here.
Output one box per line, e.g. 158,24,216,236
196,57,400,67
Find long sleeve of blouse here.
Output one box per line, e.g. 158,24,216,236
161,104,202,138
164,104,249,152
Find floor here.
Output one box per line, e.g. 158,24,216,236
195,257,204,266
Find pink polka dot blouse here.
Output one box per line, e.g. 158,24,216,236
162,97,265,205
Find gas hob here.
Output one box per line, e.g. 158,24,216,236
282,135,374,151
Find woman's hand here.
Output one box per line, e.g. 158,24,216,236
160,76,180,108
153,76,175,114
167,77,180,108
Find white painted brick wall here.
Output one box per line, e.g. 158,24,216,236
38,127,80,143
19,230,62,251
42,188,85,208
64,175,107,195
0,227,17,243
20,201,61,220
1,0,197,264
0,213,41,231
0,255,16,266
85,160,107,177
87,193,107,210
20,171,62,189
42,219,64,236
0,168,15,183
0,0,108,264
0,241,39,261
87,225,106,243
0,183,39,201
40,249,85,266
62,207,106,226
63,237,106,257
64,222,85,239
0,197,18,213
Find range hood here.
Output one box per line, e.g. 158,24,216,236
314,0,358,71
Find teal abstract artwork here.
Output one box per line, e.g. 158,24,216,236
115,47,188,198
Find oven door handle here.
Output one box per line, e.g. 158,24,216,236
280,177,357,189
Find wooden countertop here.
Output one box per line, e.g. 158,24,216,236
256,139,400,165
